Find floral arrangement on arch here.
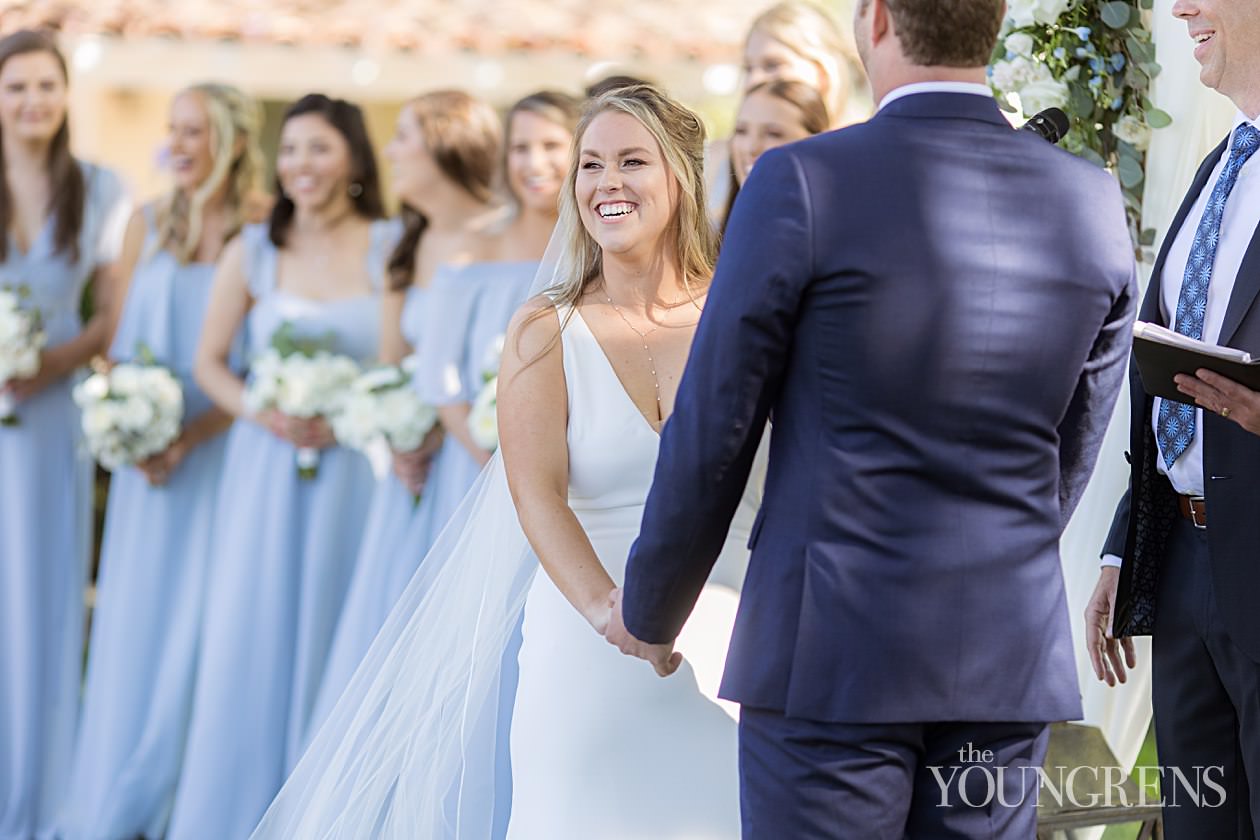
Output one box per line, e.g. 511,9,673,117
989,0,1171,255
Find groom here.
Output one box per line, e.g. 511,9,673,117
606,0,1137,836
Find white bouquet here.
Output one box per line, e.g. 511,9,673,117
331,357,438,454
0,285,47,426
467,334,504,452
243,322,360,479
73,351,184,471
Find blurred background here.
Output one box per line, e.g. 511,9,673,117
1,0,861,205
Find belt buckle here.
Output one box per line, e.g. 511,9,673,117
1189,496,1207,530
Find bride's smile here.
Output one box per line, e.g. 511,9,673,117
576,110,676,260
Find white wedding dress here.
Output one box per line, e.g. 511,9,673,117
504,308,761,839
250,304,763,840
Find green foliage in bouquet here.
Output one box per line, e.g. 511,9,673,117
989,0,1169,256
269,320,337,358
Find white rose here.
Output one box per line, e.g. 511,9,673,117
82,403,114,438
990,56,1038,94
1018,73,1070,115
1036,0,1070,22
1004,32,1035,58
110,364,143,394
120,396,155,429
1113,114,1152,150
1005,0,1039,28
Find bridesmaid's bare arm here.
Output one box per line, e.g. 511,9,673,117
193,237,253,419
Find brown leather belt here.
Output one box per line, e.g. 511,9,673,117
1177,495,1207,529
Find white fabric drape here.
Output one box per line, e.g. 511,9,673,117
1057,5,1235,832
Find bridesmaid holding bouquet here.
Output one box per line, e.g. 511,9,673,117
166,93,398,840
58,83,266,840
0,30,129,840
307,89,505,738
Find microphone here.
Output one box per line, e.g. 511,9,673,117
1019,107,1069,144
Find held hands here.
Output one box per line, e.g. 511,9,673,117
603,588,683,678
1084,566,1137,687
4,350,58,403
136,436,189,487
1176,369,1260,436
256,409,337,450
391,425,445,496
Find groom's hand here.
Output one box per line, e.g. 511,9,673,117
605,588,683,678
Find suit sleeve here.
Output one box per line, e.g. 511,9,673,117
1102,487,1132,558
1058,259,1137,527
622,147,814,644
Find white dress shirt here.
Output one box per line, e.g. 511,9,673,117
1102,112,1260,567
877,81,994,112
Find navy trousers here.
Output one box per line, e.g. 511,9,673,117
739,709,1048,839
1153,519,1260,839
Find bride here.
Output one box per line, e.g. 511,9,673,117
251,83,764,840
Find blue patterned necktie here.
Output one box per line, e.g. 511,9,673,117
1157,123,1260,469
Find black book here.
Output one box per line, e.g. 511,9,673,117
1132,321,1260,405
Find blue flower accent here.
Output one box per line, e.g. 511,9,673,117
1076,47,1089,58
1089,75,1104,90
1075,26,1092,39
1111,97,1124,110
1054,47,1067,60
1111,53,1127,71
1090,57,1104,73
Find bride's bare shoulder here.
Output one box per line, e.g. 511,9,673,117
504,295,563,366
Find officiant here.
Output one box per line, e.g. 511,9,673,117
1085,0,1260,835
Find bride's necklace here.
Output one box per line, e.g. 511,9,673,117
603,288,666,421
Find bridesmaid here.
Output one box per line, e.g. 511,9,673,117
58,83,266,840
0,30,129,840
414,89,580,840
708,0,861,223
720,80,828,233
307,89,504,738
418,91,581,507
166,93,397,840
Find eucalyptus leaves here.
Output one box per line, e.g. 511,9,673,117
990,0,1169,255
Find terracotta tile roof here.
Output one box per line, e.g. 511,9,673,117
1,0,769,62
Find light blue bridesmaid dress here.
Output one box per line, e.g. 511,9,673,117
303,284,436,739
57,208,241,840
307,261,535,746
417,260,537,840
0,162,128,840
413,261,536,522
164,219,398,840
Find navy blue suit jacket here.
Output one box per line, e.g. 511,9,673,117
1104,134,1260,658
623,93,1137,724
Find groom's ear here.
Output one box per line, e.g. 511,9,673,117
869,0,893,48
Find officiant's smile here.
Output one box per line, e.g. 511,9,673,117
1174,0,1260,109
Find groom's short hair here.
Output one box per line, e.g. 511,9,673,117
874,0,1004,68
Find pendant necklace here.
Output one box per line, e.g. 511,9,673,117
603,287,663,421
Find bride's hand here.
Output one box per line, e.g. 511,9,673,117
604,588,683,677
585,588,616,636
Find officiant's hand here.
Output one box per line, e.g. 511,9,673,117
1177,369,1260,436
1085,566,1137,686
605,588,683,678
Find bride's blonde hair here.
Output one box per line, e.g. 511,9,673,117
545,84,716,312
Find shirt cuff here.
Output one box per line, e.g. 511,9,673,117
1100,553,1123,568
